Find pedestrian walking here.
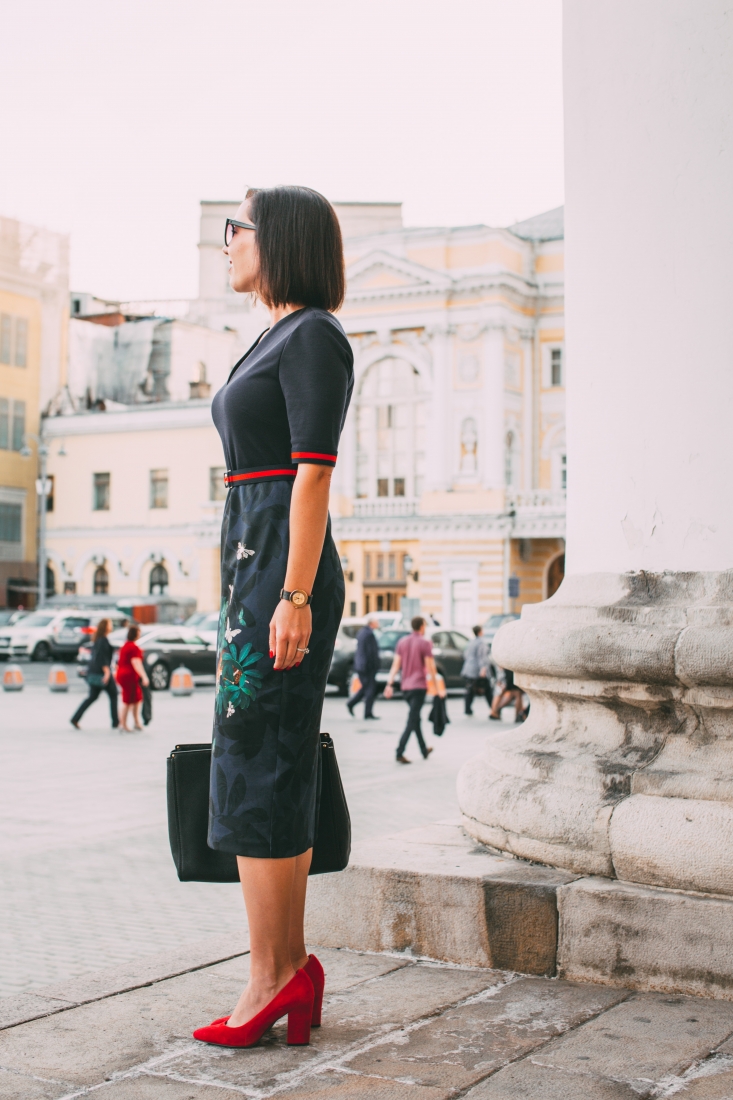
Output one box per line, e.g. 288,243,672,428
115,625,149,731
70,618,118,729
347,617,380,719
461,625,492,716
489,667,528,723
384,616,437,763
192,186,353,1048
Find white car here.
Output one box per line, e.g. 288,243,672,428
0,609,127,662
185,610,220,647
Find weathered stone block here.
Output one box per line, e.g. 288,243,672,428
305,823,575,972
558,876,733,998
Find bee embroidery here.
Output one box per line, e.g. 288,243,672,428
236,542,255,560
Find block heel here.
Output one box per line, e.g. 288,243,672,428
287,1001,312,1045
304,954,324,1027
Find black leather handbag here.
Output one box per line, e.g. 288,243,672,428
166,733,350,882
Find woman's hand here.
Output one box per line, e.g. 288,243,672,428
269,600,311,670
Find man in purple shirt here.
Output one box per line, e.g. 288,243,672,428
384,616,437,763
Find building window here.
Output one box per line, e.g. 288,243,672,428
93,472,110,511
209,466,226,501
355,357,427,499
0,502,22,542
364,553,372,580
349,600,357,616
45,474,54,513
0,316,11,364
0,399,8,449
64,580,77,594
149,562,169,595
551,347,563,386
93,565,109,594
11,400,25,451
560,453,567,490
150,469,168,509
14,319,28,368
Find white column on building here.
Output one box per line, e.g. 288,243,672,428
520,330,535,492
482,326,505,491
425,325,452,492
458,0,733,895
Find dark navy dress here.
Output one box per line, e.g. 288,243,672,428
207,307,353,858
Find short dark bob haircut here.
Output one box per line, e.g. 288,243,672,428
246,185,345,313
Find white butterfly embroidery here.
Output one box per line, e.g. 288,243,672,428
224,618,241,644
226,702,235,717
236,542,255,560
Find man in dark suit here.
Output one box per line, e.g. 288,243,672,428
347,617,380,720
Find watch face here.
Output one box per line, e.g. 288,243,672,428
291,590,308,608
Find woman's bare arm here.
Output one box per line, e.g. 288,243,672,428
269,464,333,670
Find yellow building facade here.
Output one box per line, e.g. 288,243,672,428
45,203,565,625
0,218,69,606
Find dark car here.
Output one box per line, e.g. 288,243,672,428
374,627,470,692
77,625,216,689
482,613,520,651
327,619,366,695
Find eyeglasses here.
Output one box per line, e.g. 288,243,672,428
225,218,256,246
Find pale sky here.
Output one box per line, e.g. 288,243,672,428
1,0,563,302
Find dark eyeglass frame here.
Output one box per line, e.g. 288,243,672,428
225,218,256,246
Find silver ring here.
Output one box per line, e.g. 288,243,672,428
296,647,309,653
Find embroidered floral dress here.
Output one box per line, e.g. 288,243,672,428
208,307,353,858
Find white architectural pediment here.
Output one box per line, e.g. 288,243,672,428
346,251,452,298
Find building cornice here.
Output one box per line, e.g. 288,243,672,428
43,401,215,436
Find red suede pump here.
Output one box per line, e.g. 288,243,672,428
303,954,324,1027
193,969,314,1047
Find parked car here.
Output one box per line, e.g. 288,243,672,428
77,625,217,689
374,626,471,692
185,610,220,647
327,617,366,695
482,613,520,650
0,609,29,628
0,609,127,662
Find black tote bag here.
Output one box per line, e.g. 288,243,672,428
166,733,350,883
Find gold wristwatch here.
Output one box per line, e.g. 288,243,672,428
280,588,312,608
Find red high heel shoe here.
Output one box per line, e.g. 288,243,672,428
304,954,324,1027
193,969,314,1047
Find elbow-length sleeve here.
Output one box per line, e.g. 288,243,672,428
279,315,353,467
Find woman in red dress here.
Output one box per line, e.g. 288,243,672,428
115,625,149,731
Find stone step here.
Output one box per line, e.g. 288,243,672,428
305,820,576,975
306,822,733,1000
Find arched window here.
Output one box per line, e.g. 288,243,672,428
93,565,109,594
505,431,516,487
355,358,427,499
546,553,565,598
149,563,168,595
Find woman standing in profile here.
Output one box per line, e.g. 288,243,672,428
70,618,118,729
115,625,149,731
192,187,352,1049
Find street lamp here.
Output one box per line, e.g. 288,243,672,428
20,431,51,609
339,554,353,582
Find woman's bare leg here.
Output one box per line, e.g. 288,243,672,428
288,848,313,972
132,702,142,729
228,855,298,1027
120,703,131,730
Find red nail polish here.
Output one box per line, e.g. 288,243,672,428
295,663,301,668
269,650,274,658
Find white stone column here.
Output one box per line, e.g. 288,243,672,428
458,0,733,894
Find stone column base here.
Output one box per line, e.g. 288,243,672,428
457,571,733,892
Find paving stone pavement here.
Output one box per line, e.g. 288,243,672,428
3,944,733,1099
0,673,494,997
